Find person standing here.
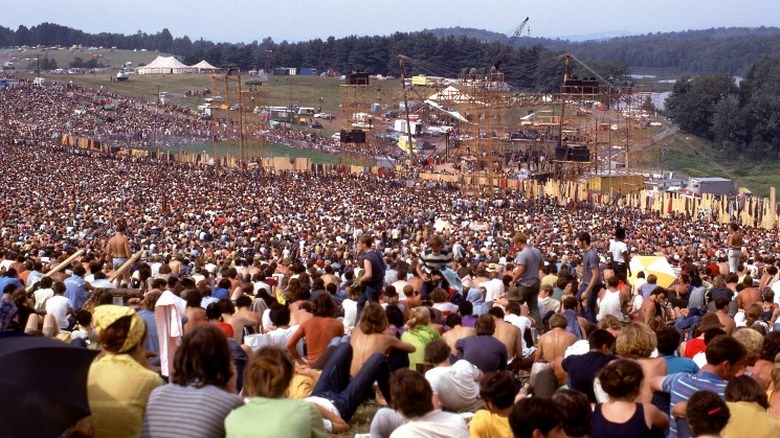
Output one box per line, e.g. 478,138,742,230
578,232,603,323
726,223,743,274
609,227,631,282
356,234,386,319
107,222,133,286
509,232,543,329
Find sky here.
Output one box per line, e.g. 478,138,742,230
2,0,778,44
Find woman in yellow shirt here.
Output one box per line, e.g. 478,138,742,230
722,375,780,438
87,305,163,438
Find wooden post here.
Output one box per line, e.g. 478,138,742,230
25,249,85,293
108,250,143,283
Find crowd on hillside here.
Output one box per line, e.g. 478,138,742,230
5,79,780,438
0,78,414,163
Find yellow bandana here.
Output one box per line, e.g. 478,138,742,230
92,305,145,353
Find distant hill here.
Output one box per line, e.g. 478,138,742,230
424,26,780,75
422,26,571,50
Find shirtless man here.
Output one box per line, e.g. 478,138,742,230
441,313,476,354
349,303,415,376
487,307,524,363
639,287,668,324
736,275,761,312
714,296,737,335
182,289,207,335
321,264,341,289
106,222,132,286
535,314,576,363
727,223,744,274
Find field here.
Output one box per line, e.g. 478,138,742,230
637,130,780,196
0,47,164,70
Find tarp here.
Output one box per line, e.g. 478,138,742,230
136,56,194,74
424,99,472,124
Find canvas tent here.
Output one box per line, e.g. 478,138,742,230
136,56,193,74
190,60,218,73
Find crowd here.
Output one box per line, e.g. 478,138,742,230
5,80,780,438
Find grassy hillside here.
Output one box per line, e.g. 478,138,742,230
644,130,780,197
0,47,165,70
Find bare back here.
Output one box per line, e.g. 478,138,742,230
442,325,476,354
493,320,523,360
537,328,576,362
349,329,413,377
107,233,131,258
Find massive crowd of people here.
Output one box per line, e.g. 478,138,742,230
4,78,780,438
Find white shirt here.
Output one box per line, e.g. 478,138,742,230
597,288,623,322
45,295,72,329
482,278,504,303
390,409,469,438
425,360,483,413
505,313,532,350
342,299,357,333
609,239,628,263
33,287,54,311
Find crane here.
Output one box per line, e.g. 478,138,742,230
493,17,529,74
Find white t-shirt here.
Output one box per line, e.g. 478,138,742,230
482,278,504,303
504,313,532,350
342,299,357,333
45,295,72,329
425,360,483,413
609,240,628,264
390,409,469,438
33,288,54,311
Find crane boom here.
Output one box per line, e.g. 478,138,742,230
493,17,529,73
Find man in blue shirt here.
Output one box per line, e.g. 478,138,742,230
64,264,92,312
577,232,603,323
656,326,699,374
650,335,747,438
0,268,23,295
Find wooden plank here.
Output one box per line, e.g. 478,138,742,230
108,250,143,283
25,249,85,293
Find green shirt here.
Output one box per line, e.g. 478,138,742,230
225,397,327,438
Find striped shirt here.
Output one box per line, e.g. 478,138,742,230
142,383,244,438
661,370,727,438
420,249,453,274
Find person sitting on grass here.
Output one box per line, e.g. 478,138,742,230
469,371,520,438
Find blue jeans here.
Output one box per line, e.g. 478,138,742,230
518,281,541,329
578,283,600,323
311,343,390,422
356,283,381,320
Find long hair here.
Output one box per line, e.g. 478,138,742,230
172,324,234,388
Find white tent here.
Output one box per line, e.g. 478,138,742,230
136,56,194,74
190,60,218,73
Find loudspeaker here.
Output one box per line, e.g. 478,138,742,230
570,147,590,162
555,146,568,161
339,130,352,143
351,130,366,144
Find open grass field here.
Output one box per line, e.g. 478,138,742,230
0,47,165,70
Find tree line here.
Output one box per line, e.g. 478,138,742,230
2,23,777,89
665,52,780,159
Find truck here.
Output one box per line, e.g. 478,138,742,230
392,119,422,135
687,177,735,196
